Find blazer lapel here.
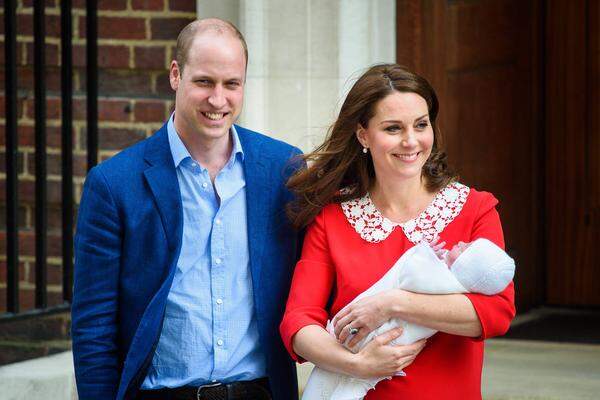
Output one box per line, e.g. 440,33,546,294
143,127,183,253
238,127,272,313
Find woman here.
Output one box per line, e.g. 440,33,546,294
280,64,515,399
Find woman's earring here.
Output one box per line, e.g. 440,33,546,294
362,147,368,154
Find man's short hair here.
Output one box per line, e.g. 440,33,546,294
175,18,248,74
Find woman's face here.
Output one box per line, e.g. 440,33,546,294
357,91,434,184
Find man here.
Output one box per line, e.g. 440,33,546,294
72,19,301,400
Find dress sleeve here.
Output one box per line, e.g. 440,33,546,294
463,192,516,340
279,209,335,362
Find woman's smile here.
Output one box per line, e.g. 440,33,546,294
392,151,420,162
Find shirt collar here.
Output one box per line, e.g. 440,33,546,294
167,113,244,169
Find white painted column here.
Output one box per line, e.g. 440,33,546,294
196,0,396,151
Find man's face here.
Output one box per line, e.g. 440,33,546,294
170,32,246,142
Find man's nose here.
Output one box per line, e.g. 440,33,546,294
207,86,226,109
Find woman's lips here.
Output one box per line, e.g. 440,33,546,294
392,151,420,162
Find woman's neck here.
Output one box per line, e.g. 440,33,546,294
370,175,434,223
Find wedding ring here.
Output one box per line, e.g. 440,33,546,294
348,326,359,335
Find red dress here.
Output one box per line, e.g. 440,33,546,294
280,184,516,400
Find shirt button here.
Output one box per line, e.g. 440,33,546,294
191,162,197,167
215,258,222,264
215,218,222,225
202,182,208,188
217,339,224,346
216,298,223,305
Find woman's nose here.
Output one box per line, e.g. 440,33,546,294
401,129,418,147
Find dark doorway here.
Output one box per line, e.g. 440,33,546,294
396,0,599,311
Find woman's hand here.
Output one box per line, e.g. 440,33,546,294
350,327,426,378
333,289,402,347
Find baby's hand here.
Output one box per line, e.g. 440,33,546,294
429,237,448,261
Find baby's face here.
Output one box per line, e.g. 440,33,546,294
447,241,472,265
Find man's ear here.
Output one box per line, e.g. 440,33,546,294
356,124,368,148
169,60,181,91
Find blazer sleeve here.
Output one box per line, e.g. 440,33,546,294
280,209,335,362
71,167,122,400
464,192,516,340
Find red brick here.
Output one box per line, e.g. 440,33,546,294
169,0,196,12
0,230,37,258
0,287,63,312
47,205,79,230
47,126,64,148
134,100,166,122
155,72,173,96
79,16,146,40
46,263,64,286
73,97,86,120
93,70,153,96
44,232,64,258
134,45,166,70
98,99,133,122
28,146,85,178
99,0,127,10
16,13,61,37
0,179,63,204
0,205,28,229
73,44,130,69
99,127,146,150
18,289,35,312
9,286,65,311
0,96,26,119
150,17,193,40
72,45,85,67
0,151,26,175
0,262,27,287
0,125,63,148
0,125,28,147
0,41,27,65
25,42,60,67
132,0,164,11
47,153,88,177
24,97,61,120
99,45,131,69
16,66,62,92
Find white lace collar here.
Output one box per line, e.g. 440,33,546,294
340,182,470,244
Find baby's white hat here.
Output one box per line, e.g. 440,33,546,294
451,238,515,295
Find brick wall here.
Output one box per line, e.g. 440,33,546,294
0,0,196,313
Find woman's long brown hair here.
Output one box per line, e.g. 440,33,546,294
287,64,457,229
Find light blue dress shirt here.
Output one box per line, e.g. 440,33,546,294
142,115,266,389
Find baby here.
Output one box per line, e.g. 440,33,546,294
302,238,515,400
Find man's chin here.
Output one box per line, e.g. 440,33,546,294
197,124,232,139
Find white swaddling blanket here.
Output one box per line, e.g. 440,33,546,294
301,238,515,400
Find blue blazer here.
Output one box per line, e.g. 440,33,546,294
72,124,301,400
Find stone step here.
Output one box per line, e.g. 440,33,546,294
0,339,71,366
0,312,71,366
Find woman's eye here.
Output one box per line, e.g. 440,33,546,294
385,125,401,133
416,121,429,129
